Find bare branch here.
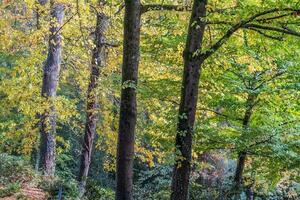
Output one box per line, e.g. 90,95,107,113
53,11,77,36
256,12,294,23
246,8,300,22
206,20,234,25
141,4,191,14
114,3,125,15
244,23,300,37
102,42,120,47
140,4,237,14
246,27,284,41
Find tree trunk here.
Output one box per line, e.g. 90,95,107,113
234,151,247,189
38,0,48,5
234,94,257,189
39,1,64,177
171,1,207,200
116,0,141,200
78,12,109,198
246,186,254,200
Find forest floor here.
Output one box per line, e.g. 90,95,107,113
0,184,46,200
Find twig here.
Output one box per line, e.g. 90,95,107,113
246,27,284,41
53,11,78,36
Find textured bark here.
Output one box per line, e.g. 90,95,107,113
116,0,141,200
171,1,207,200
78,13,109,198
39,2,64,177
234,94,257,189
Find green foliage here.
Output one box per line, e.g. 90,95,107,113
85,180,115,200
0,154,34,185
256,180,300,200
0,182,21,198
0,0,300,199
190,183,221,200
133,164,172,200
39,177,79,200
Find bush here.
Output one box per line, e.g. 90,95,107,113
39,177,79,200
133,164,171,200
0,182,21,198
267,180,300,200
0,153,34,184
85,180,114,200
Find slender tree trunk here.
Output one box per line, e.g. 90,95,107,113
246,186,254,200
33,0,46,173
171,1,207,200
234,151,247,189
78,12,109,198
39,1,64,177
116,1,141,199
234,94,257,189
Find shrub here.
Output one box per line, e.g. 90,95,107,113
39,177,79,200
0,153,34,184
85,180,114,200
0,182,21,198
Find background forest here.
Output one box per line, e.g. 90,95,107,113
0,0,299,200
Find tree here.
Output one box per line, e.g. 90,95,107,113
171,1,300,199
234,92,257,190
115,0,141,199
39,0,64,177
196,44,300,198
78,11,109,197
0,1,300,199
230,60,296,192
170,1,207,199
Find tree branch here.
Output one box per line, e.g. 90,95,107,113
247,120,299,149
200,8,300,60
114,3,125,15
141,4,191,14
244,23,300,37
246,27,284,41
198,107,244,121
140,4,237,14
253,70,286,90
256,12,294,23
53,11,77,36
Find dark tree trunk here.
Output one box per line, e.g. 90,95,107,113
116,0,141,200
246,186,254,200
78,13,109,198
171,1,207,200
234,94,257,189
234,151,247,189
39,1,64,177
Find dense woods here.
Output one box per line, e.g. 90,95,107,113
0,0,299,200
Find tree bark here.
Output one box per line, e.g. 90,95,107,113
246,186,254,200
234,94,257,189
234,151,247,189
116,0,141,200
38,0,48,6
39,1,64,177
78,12,109,198
171,1,207,200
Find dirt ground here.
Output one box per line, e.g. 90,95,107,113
0,184,46,200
